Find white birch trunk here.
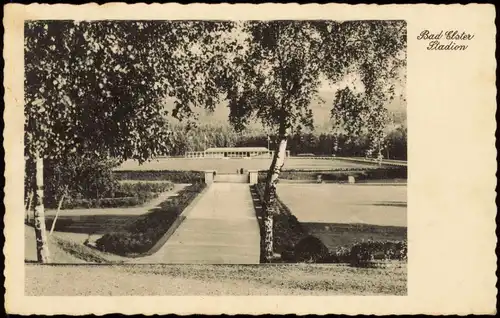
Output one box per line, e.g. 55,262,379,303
33,153,50,263
262,133,288,262
49,189,67,236
25,191,33,224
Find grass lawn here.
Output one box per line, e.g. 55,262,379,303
277,184,407,250
25,225,128,264
117,157,379,173
26,263,406,295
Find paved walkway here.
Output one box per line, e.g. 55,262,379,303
134,183,261,264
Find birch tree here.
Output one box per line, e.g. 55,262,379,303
224,20,406,261
24,20,234,262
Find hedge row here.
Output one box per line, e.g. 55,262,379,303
62,196,149,209
61,181,174,209
117,181,174,196
286,235,408,266
257,166,407,183
95,182,206,255
113,170,204,183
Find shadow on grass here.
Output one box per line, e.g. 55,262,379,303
357,201,407,208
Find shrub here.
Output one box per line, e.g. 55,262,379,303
280,247,296,262
349,240,407,267
96,232,154,255
293,235,330,263
328,246,352,263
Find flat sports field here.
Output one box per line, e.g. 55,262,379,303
117,158,378,173
277,184,407,227
276,183,407,249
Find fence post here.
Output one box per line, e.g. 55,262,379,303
248,170,258,184
204,170,215,184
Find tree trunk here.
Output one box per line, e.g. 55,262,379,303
25,191,33,225
33,153,50,263
262,131,288,262
49,189,67,236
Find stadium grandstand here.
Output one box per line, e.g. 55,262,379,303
185,147,290,159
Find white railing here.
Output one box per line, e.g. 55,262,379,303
183,150,291,159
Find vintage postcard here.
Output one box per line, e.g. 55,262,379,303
3,3,497,315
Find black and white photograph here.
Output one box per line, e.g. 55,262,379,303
4,3,496,315
22,17,408,295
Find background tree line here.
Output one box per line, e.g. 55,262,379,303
167,123,407,160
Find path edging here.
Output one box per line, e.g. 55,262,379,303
141,183,212,256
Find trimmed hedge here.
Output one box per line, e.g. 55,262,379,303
63,197,143,209
113,170,204,183
257,166,407,183
95,182,206,256
118,181,174,194
61,181,174,209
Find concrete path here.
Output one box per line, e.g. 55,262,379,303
134,183,261,264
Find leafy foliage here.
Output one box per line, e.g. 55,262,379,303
25,20,236,162
25,154,120,208
223,20,406,137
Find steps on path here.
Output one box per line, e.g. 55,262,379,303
214,173,249,183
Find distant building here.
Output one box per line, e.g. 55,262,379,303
185,147,290,159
